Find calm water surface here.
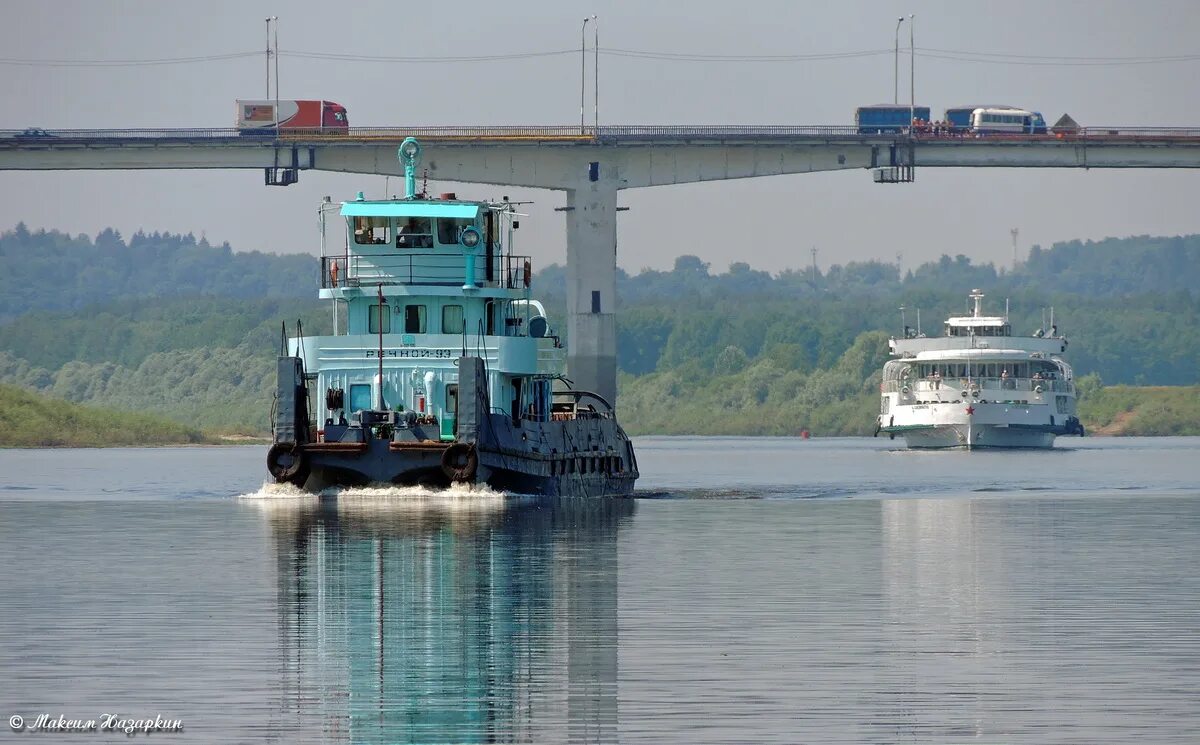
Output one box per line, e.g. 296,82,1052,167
1,437,1197,743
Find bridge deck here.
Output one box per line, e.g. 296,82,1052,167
4,125,1200,147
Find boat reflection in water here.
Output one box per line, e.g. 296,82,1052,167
262,490,634,744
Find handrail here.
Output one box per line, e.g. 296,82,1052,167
6,125,1200,143
320,253,532,289
885,376,1074,395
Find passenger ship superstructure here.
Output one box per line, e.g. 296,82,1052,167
268,138,638,495
877,290,1085,449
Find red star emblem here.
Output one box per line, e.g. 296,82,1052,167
965,406,975,415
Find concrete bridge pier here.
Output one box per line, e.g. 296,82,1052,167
563,177,619,406
9,128,1200,408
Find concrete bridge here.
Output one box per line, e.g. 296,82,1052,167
4,124,1200,404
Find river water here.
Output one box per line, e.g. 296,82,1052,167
1,437,1197,743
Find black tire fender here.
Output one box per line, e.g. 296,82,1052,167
267,442,305,483
441,443,478,483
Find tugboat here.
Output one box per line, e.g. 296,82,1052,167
268,138,638,495
876,289,1085,449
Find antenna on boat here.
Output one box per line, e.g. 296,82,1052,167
970,288,984,317
899,305,907,337
376,283,385,410
916,308,921,336
1005,297,1010,321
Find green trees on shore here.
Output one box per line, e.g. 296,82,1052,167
0,224,1197,439
0,384,207,447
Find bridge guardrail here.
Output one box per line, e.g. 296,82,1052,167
4,125,1200,142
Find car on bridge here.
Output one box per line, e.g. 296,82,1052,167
13,127,55,139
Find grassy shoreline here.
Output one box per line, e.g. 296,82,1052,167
1078,385,1200,436
0,384,211,447
1,383,1195,448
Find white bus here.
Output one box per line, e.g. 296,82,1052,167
970,108,1047,134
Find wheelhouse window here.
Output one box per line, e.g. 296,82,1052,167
404,304,426,333
396,217,433,248
368,303,390,333
436,218,472,246
442,304,464,334
353,216,390,245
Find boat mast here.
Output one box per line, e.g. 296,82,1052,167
970,288,984,317
377,283,385,410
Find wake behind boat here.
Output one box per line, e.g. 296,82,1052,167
267,138,638,496
876,289,1085,449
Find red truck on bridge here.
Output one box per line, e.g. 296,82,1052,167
235,100,348,134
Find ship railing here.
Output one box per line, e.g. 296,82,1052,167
905,377,1073,395
321,254,532,289
550,390,615,421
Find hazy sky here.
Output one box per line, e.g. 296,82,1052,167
1,0,1198,274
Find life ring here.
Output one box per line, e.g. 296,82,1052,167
522,260,532,288
1033,385,1044,394
267,442,308,485
441,442,478,483
901,386,910,395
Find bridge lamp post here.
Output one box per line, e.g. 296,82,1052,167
273,17,280,131
894,17,904,104
909,14,915,132
594,17,599,134
581,15,595,134
264,17,275,99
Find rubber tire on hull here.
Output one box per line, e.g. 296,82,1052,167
441,443,478,483
267,442,309,486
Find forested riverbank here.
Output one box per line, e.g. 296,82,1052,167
1,224,1197,442
0,384,208,447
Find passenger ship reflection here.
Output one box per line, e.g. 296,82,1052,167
263,495,634,744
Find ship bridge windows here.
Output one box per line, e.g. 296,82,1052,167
353,216,390,245
368,303,391,333
945,323,1011,337
396,217,433,248
436,218,474,246
442,304,464,334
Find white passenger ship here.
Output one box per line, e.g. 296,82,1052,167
876,290,1085,449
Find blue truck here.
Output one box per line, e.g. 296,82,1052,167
855,104,931,134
